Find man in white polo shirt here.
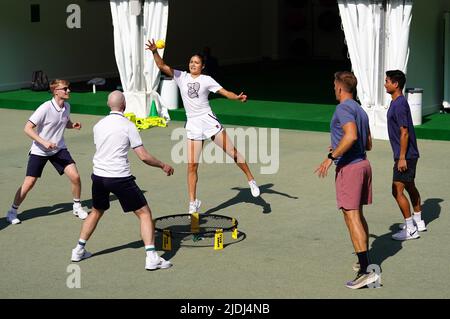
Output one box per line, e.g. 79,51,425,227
5,79,88,225
71,91,175,271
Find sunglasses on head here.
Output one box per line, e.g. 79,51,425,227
56,87,70,92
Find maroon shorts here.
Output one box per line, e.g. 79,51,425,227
335,159,372,210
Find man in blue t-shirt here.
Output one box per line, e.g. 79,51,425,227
385,70,425,241
315,71,378,289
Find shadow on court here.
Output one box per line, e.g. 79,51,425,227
369,198,443,270
203,183,298,215
92,239,143,258
158,230,247,261
90,231,247,262
0,195,119,231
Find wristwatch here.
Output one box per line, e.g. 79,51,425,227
328,152,337,161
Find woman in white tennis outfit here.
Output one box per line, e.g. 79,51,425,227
146,39,260,214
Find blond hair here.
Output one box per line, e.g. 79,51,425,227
50,79,70,93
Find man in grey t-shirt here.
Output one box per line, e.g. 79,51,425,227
315,72,377,289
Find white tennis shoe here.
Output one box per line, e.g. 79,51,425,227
248,180,260,197
6,209,21,225
392,226,420,241
145,256,172,271
71,248,92,262
399,219,427,232
73,205,88,220
188,199,201,214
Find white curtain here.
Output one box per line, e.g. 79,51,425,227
383,0,413,105
338,0,413,140
110,0,169,119
143,0,170,119
338,1,383,110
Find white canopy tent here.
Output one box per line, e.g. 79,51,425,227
338,0,413,139
110,0,170,119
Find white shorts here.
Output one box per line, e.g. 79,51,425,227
185,113,223,140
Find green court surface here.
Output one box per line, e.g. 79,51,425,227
1,108,449,299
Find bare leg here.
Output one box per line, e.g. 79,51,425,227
79,208,103,240
134,205,155,246
392,181,412,219
64,163,82,199
360,206,369,249
13,176,38,208
404,181,421,213
187,139,203,202
342,209,368,253
212,130,254,181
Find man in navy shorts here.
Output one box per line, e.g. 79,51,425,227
385,70,425,241
70,91,175,271
6,79,88,225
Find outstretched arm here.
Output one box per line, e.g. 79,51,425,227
133,145,174,176
145,39,174,78
217,88,247,102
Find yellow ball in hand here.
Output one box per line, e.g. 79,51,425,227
156,40,165,49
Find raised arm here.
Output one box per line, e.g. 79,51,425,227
217,88,247,102
145,39,174,78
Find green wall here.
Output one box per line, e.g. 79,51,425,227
408,0,450,114
0,0,117,91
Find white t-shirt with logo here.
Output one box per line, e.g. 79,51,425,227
93,112,143,178
28,98,70,156
173,70,222,119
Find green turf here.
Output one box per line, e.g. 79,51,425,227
0,89,110,116
415,113,450,140
168,98,335,132
1,86,450,140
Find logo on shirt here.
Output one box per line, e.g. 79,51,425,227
187,82,200,98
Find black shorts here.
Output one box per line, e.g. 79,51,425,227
26,149,75,177
393,158,418,183
91,174,148,212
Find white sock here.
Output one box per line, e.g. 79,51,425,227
73,199,81,208
413,211,422,222
11,205,18,213
76,239,86,251
405,217,415,230
145,245,158,259
190,199,199,206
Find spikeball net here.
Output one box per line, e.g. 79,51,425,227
154,214,243,250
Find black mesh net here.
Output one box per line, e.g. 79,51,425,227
154,214,238,235
154,214,243,247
